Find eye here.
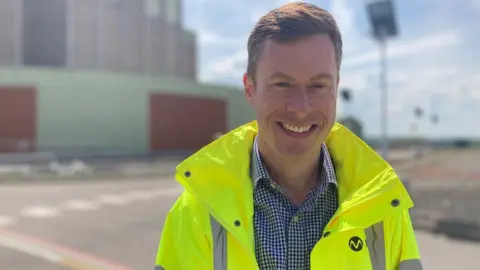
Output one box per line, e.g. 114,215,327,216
274,82,292,88
312,83,327,89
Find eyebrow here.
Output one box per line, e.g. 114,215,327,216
267,72,295,80
267,72,334,82
310,73,334,82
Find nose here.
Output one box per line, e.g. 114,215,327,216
285,89,314,119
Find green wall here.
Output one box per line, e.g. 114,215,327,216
0,67,255,156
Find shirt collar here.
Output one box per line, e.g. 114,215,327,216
250,136,338,190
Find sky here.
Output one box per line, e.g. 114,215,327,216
182,0,480,138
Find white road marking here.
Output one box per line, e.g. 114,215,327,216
151,187,183,197
20,206,61,218
3,186,182,225
0,216,16,227
0,232,62,263
125,190,156,201
0,228,133,269
98,194,130,205
62,200,99,211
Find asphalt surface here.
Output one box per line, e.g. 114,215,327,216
401,150,480,242
0,149,479,270
0,179,181,270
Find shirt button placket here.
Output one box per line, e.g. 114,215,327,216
293,215,300,223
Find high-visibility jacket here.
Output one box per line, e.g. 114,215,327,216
155,121,423,270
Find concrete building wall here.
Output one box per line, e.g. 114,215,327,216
70,0,196,79
112,0,145,74
72,0,147,73
0,0,20,66
164,0,182,26
0,68,254,156
22,0,67,67
0,0,196,80
147,17,169,76
174,28,197,79
71,0,96,69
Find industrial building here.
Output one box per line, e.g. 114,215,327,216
0,0,254,157
0,68,253,157
0,0,344,158
0,0,194,79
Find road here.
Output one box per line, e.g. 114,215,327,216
0,179,181,270
1,149,480,270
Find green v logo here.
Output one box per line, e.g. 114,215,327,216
349,236,363,252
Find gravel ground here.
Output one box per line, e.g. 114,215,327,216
2,148,480,242
398,149,480,242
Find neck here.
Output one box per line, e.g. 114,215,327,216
258,140,322,205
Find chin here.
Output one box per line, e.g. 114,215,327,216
273,141,316,157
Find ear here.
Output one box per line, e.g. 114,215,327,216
335,74,341,98
243,73,255,106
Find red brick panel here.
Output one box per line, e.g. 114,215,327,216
150,93,227,152
0,87,37,153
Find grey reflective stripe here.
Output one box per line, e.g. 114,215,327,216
210,215,227,270
208,218,422,270
154,266,165,270
365,222,386,270
399,259,423,270
365,222,423,270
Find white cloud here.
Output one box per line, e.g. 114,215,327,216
189,0,479,137
343,31,462,68
249,7,268,23
197,29,245,47
330,0,369,54
330,0,355,38
201,30,465,105
464,73,480,99
197,30,224,46
345,64,464,115
339,69,376,93
200,49,247,82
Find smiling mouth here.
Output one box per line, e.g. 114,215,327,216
277,122,318,134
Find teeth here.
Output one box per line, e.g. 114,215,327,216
282,123,312,133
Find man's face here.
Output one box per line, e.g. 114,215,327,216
244,34,339,157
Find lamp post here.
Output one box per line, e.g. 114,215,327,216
340,88,352,117
414,106,424,157
430,114,439,149
366,0,399,160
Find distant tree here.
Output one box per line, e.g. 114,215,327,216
338,116,364,139
341,88,352,102
414,107,424,119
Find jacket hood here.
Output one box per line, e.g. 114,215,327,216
174,121,413,233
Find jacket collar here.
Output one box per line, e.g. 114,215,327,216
175,121,413,242
250,136,338,191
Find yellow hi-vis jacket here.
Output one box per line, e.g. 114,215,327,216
155,121,423,270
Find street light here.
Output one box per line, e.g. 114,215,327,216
414,106,424,119
341,88,352,103
366,0,399,160
413,106,424,157
340,87,353,118
430,114,439,149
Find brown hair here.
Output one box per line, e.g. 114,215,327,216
247,2,343,81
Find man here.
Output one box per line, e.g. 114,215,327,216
155,2,422,270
